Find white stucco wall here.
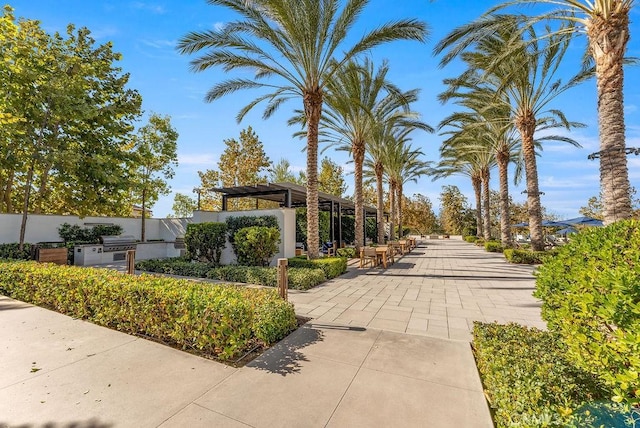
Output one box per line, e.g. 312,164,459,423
0,210,294,266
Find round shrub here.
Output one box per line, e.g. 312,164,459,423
234,226,280,267
535,220,640,405
185,222,227,264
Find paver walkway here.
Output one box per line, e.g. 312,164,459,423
0,238,542,427
291,238,544,341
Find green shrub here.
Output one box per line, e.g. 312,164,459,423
185,222,227,264
288,268,326,290
336,247,356,258
535,220,640,405
463,235,478,243
503,248,555,264
0,243,35,260
58,223,122,243
226,215,278,256
484,241,503,253
287,257,346,279
234,226,280,266
135,258,213,277
474,238,485,247
0,261,296,360
207,265,248,283
473,322,612,427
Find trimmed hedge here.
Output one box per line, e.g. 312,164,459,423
226,215,278,256
0,243,35,260
473,322,618,427
185,222,227,264
463,235,478,243
136,258,327,290
234,226,280,266
336,247,356,258
504,248,556,264
287,257,347,279
535,220,640,405
0,261,297,360
484,241,503,253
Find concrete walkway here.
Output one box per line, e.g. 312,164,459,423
0,239,543,427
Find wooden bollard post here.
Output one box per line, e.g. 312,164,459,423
126,250,136,275
277,258,288,301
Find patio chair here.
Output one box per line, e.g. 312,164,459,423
360,247,378,268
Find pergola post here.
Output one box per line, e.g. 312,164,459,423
337,202,342,248
222,195,228,211
329,201,335,245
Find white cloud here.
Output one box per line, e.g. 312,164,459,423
139,39,175,49
214,22,226,31
625,104,638,114
90,25,120,40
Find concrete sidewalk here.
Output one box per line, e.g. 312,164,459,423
1,239,542,427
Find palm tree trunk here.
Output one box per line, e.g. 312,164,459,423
388,181,395,241
304,90,322,258
472,175,482,238
497,149,511,247
517,114,544,251
589,13,632,224
481,167,491,241
375,162,385,243
353,140,365,253
398,183,404,238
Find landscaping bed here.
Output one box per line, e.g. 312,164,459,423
0,260,297,363
472,322,633,427
135,256,347,290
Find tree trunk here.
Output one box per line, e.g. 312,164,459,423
388,181,395,241
588,12,632,224
497,149,511,247
303,90,322,258
19,159,36,251
481,167,491,241
34,164,51,214
398,183,404,238
517,113,544,251
375,162,385,243
353,139,365,253
141,187,147,242
1,169,15,212
472,174,482,238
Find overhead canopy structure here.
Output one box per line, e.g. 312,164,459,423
206,182,380,247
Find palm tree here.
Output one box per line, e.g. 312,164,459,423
436,1,635,225
438,88,523,246
384,139,430,240
177,0,427,258
437,18,585,250
366,119,431,243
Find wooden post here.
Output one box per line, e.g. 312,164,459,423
277,258,288,301
126,250,136,275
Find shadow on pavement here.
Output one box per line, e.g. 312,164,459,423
247,324,324,376
0,419,114,428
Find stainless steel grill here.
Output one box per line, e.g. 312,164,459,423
100,235,137,252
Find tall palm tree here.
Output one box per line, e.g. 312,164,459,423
366,119,431,243
436,1,635,225
437,19,585,250
384,140,430,240
317,59,410,251
177,0,427,258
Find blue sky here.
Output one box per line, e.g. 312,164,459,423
11,1,640,219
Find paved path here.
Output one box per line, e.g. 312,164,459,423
291,238,544,341
0,238,543,427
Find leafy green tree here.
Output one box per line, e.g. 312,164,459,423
439,185,470,235
170,193,197,218
1,9,142,248
198,127,271,211
177,0,427,258
268,158,305,185
403,194,438,235
318,157,346,198
130,114,178,241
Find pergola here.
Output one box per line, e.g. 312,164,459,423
205,182,379,248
